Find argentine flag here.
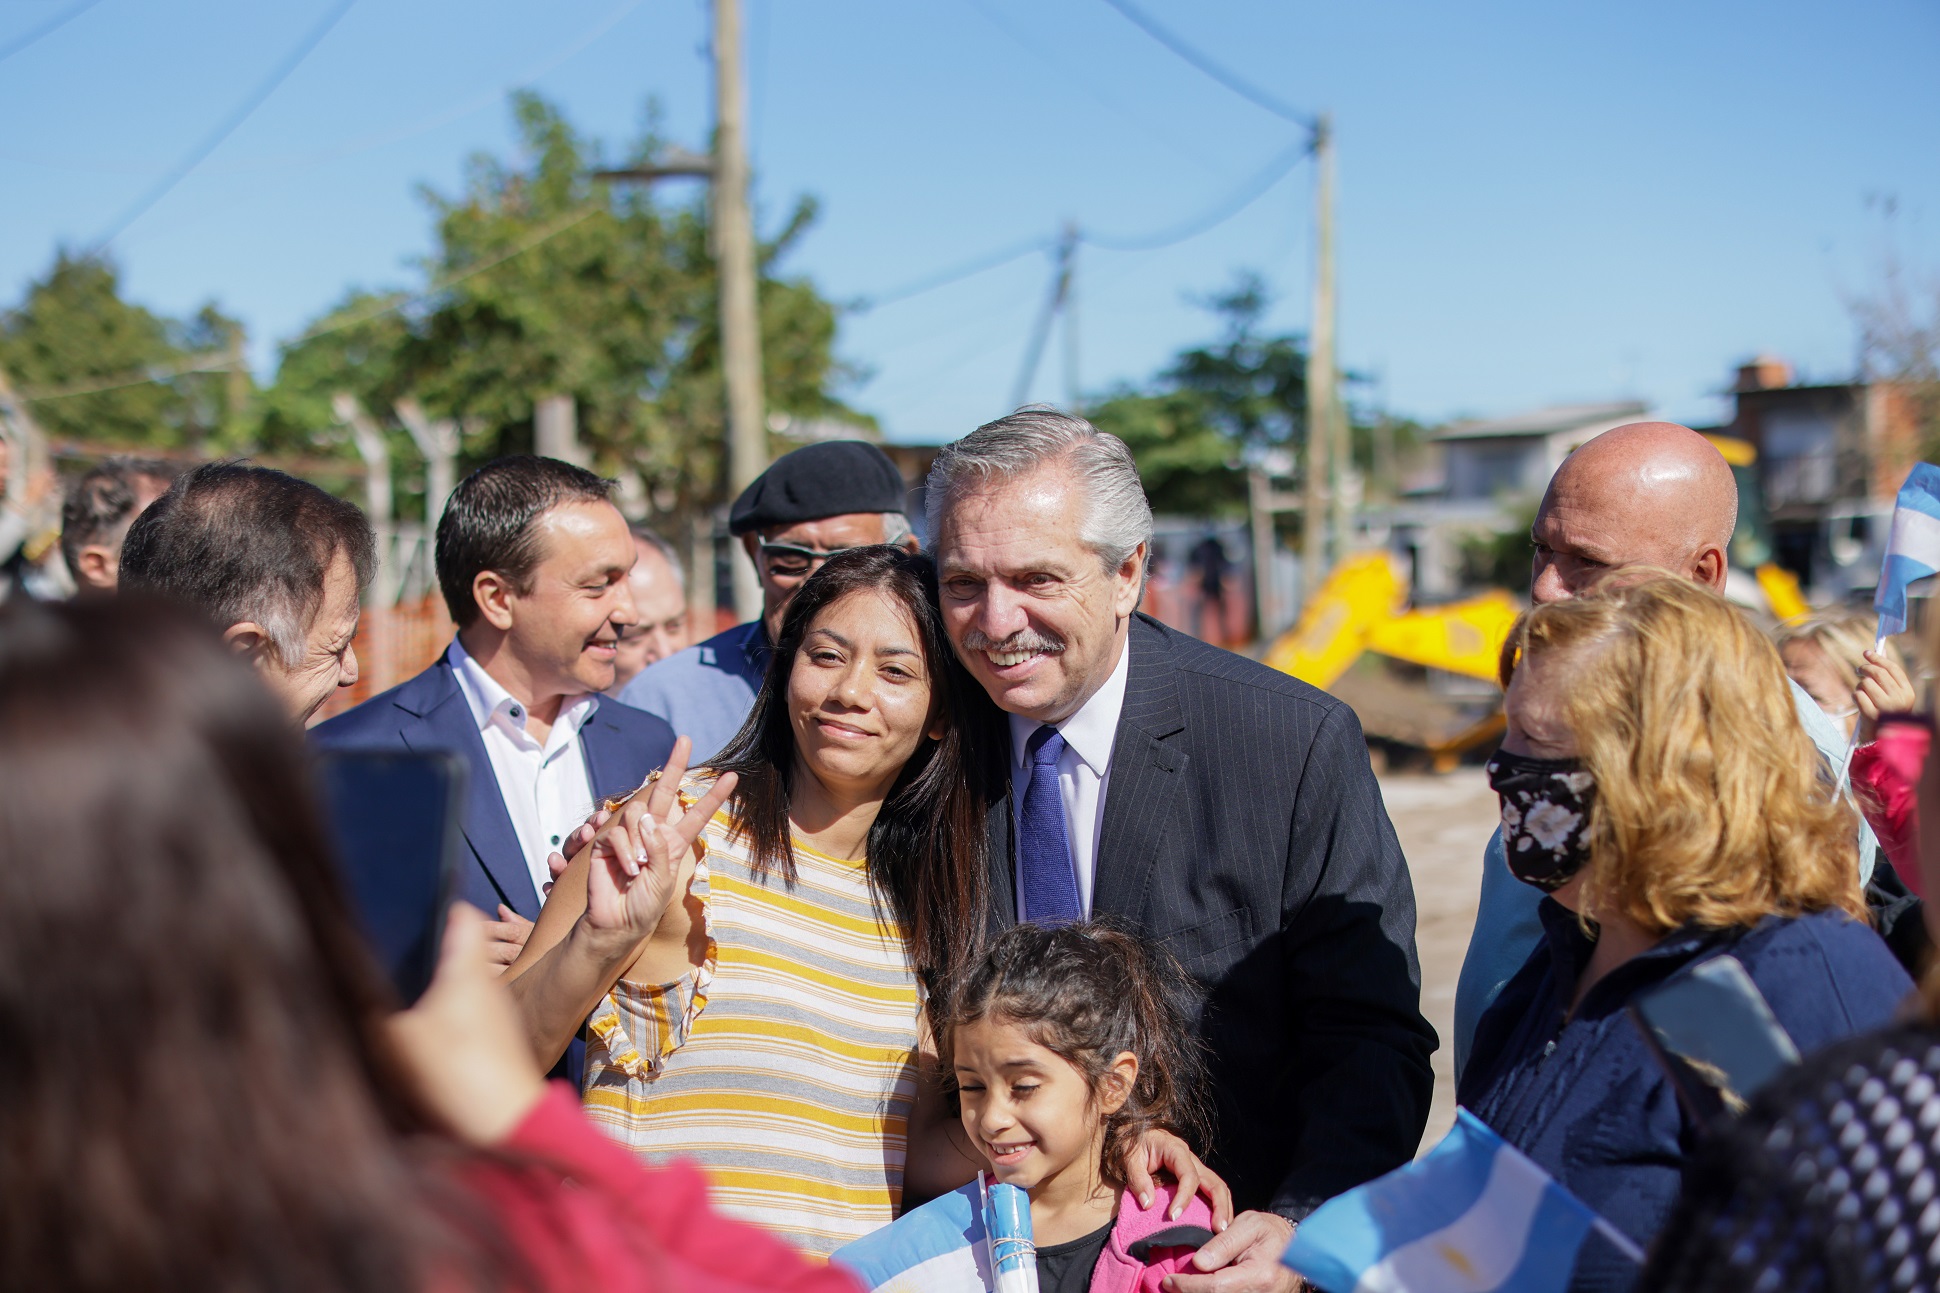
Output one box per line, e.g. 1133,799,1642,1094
1282,1110,1642,1293
833,1175,1039,1293
1874,462,1940,639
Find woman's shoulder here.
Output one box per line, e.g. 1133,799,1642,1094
1729,908,1912,1038
1733,906,1905,977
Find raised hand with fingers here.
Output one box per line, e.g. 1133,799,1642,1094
1856,648,1918,742
544,807,610,898
580,737,737,958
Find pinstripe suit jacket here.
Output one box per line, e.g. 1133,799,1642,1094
986,613,1436,1220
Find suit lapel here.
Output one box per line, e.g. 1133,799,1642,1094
579,710,628,804
1092,615,1189,917
985,793,1017,934
398,661,539,919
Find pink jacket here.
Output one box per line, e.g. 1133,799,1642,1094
1850,721,1929,894
1086,1183,1217,1293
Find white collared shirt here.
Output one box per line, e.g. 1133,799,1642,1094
449,640,602,901
1008,636,1131,919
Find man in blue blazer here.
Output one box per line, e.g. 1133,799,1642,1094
316,457,676,956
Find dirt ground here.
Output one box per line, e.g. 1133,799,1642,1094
1375,767,1501,1152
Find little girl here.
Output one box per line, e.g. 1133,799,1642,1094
943,921,1216,1293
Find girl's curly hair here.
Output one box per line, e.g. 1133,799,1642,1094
939,920,1212,1190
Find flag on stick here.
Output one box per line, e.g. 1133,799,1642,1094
1874,462,1940,641
833,1174,1039,1293
1282,1109,1641,1293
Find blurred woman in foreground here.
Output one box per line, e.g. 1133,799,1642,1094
0,596,854,1293
1459,574,1911,1292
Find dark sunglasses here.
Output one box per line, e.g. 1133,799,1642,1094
756,538,857,579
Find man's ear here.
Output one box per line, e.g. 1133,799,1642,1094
1112,541,1148,617
222,621,274,666
75,544,117,591
471,570,518,631
1691,543,1729,593
1099,1050,1140,1117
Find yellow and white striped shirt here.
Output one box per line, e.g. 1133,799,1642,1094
582,785,921,1256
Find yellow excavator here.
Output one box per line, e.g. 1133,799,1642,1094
1263,434,1808,769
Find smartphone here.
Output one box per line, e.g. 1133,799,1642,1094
1629,954,1800,1122
314,750,467,1005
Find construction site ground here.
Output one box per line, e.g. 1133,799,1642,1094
1377,765,1499,1152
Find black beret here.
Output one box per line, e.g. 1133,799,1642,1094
728,440,908,536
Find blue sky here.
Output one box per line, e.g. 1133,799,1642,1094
1,0,1935,444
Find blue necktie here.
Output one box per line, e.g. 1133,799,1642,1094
1019,725,1082,925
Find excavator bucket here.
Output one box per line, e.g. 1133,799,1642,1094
1364,591,1524,683
1755,563,1809,623
1264,553,1407,689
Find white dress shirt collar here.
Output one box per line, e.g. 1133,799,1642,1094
448,638,600,751
1008,630,1131,774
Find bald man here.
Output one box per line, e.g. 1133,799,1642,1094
1451,422,1866,1075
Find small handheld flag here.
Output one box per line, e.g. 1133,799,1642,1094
833,1174,1039,1293
1873,462,1940,641
1282,1110,1641,1293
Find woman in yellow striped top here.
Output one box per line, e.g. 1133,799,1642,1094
506,548,1004,1253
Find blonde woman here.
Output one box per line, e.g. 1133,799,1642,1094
1458,575,1912,1293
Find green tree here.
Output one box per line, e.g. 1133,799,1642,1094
0,252,249,450
1089,273,1308,517
266,92,866,524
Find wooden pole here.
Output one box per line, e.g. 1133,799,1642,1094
1301,114,1336,612
713,0,767,622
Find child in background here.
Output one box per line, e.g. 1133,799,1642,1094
944,922,1216,1293
1777,611,1923,884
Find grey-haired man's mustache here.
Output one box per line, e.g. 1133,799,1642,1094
959,629,1065,654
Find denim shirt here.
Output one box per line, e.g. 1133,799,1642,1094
618,620,771,765
1458,901,1911,1293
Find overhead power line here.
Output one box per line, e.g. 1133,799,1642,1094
852,127,1308,314
23,204,603,403
849,236,1055,313
1082,134,1309,252
0,0,105,68
1094,0,1313,127
92,0,359,249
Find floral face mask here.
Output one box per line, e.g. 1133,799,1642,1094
1486,749,1596,892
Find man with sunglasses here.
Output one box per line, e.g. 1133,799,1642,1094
619,439,917,763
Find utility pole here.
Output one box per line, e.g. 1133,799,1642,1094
1011,223,1079,410
590,0,767,623
713,0,767,622
1061,221,1081,412
1300,113,1336,611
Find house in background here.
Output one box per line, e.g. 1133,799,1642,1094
1720,355,1926,599
1378,400,1650,597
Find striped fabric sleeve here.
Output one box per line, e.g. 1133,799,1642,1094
583,861,717,1080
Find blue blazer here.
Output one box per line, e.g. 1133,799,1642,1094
312,649,679,921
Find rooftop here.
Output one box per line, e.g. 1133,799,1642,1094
1432,400,1651,442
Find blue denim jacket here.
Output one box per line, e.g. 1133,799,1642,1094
1458,901,1910,1293
618,619,770,765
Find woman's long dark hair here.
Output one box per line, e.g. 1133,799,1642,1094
710,545,1005,986
0,597,487,1292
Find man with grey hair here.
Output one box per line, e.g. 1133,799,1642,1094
120,461,374,726
929,407,1434,1292
621,439,916,762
